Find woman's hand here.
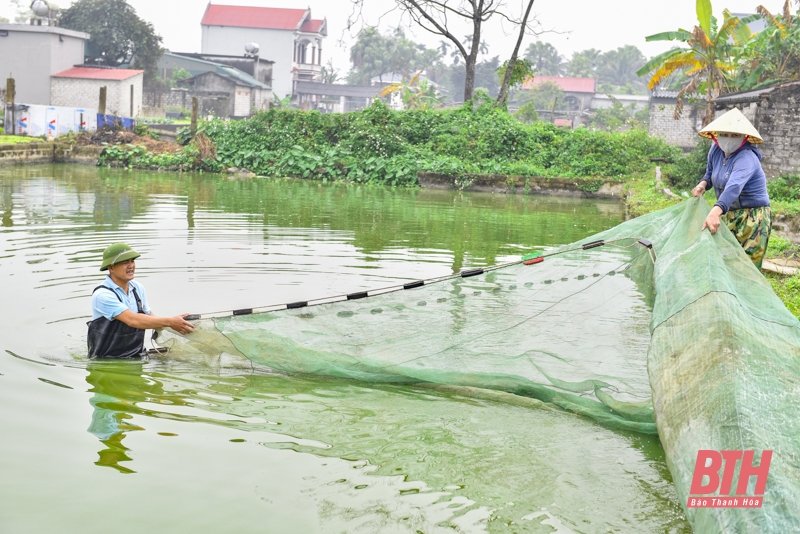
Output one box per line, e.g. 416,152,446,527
702,206,724,234
691,181,707,197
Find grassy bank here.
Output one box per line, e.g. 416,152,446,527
0,135,42,145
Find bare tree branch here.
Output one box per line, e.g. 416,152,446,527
496,0,536,106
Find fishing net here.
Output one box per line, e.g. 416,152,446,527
159,198,799,532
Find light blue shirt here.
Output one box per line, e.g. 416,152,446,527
91,276,151,321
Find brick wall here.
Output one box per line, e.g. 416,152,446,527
649,100,704,149
51,74,143,118
748,85,800,178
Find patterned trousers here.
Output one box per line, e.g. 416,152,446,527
724,206,772,271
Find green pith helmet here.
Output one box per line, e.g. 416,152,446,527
100,243,141,271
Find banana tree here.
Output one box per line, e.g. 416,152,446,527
636,0,758,124
729,0,800,90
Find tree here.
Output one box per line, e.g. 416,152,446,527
636,0,757,123
524,41,565,76
348,27,440,85
516,81,567,112
496,0,537,107
58,0,163,82
378,0,538,101
597,45,647,93
729,0,800,90
321,60,341,84
380,70,443,109
566,49,603,77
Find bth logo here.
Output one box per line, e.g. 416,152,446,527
687,450,772,508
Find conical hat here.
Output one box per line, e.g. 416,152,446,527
699,108,763,143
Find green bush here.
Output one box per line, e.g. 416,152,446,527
767,174,800,201
199,99,679,185
663,139,711,192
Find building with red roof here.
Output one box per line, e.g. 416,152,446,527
201,3,327,99
51,66,144,117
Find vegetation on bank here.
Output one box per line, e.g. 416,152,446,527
0,135,43,145
98,98,678,185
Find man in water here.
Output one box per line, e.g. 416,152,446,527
87,243,194,359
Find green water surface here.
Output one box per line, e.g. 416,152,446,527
0,165,690,533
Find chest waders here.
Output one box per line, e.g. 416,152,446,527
87,285,147,359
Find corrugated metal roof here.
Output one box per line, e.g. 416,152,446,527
51,67,143,80
201,4,309,31
295,81,381,98
522,76,596,93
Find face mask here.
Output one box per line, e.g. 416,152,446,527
716,135,746,155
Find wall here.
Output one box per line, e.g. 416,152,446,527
142,87,231,118
202,26,294,98
648,99,704,149
0,24,87,105
744,85,800,178
50,74,144,118
0,142,102,166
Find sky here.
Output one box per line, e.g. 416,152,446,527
2,0,786,76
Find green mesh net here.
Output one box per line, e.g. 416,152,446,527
160,198,800,532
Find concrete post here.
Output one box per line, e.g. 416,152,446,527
99,86,107,115
191,97,198,135
6,78,15,135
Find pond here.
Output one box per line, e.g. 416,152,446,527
0,165,690,533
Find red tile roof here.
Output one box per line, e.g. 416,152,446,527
299,19,324,33
522,76,596,93
51,67,143,81
202,4,310,30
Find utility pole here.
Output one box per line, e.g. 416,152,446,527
99,86,107,115
190,97,198,136
6,78,15,135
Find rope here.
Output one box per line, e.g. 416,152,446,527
178,237,656,321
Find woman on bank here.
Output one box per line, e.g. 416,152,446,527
691,108,772,270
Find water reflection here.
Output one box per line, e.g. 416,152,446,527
74,359,689,532
86,362,149,474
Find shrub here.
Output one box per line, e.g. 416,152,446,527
663,139,711,191
767,174,800,201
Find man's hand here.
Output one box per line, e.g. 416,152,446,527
702,206,724,234
691,181,708,197
168,314,195,335
116,310,196,334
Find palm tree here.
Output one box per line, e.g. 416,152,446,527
524,42,565,76
598,45,647,92
636,0,757,124
567,49,603,77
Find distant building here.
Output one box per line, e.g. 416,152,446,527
182,70,271,118
165,52,273,89
521,76,597,111
200,4,326,100
51,67,144,118
154,51,273,116
294,81,382,113
0,23,89,105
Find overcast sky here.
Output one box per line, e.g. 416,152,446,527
3,0,785,76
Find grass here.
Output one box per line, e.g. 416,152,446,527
771,199,800,216
623,170,684,218
0,134,45,145
765,272,800,319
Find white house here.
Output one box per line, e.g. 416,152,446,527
51,67,144,118
0,23,89,105
200,4,326,100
